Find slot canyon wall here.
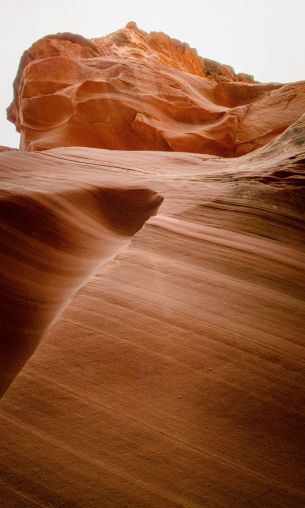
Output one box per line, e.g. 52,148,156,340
0,22,305,507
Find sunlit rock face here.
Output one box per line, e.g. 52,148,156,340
1,23,305,507
7,22,305,155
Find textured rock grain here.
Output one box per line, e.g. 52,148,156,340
1,24,305,508
7,23,305,155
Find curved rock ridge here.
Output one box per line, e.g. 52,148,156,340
7,23,305,155
0,113,304,506
1,23,305,508
0,113,304,399
0,150,162,395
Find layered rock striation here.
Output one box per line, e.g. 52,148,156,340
1,23,305,508
0,146,163,395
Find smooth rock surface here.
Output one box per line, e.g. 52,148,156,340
1,23,305,508
0,111,304,505
0,152,162,395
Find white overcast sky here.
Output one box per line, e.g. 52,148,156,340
1,0,305,148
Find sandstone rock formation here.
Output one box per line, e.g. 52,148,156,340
7,23,305,155
0,160,162,395
0,23,305,508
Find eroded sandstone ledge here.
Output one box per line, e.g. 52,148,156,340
7,23,305,155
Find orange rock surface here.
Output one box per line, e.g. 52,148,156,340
0,166,162,395
1,23,305,508
7,23,305,155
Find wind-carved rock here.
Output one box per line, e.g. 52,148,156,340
8,22,305,155
0,25,305,507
